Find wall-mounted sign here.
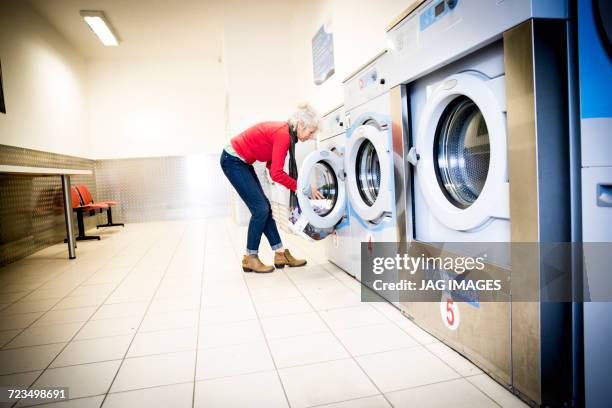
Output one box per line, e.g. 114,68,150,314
0,59,5,114
312,23,335,86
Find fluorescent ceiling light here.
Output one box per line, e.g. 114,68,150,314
80,11,119,46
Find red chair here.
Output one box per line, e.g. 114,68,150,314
65,187,108,242
75,185,124,229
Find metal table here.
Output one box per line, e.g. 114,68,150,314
0,165,93,259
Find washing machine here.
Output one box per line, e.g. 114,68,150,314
296,52,408,299
387,0,573,406
578,0,612,406
316,105,352,274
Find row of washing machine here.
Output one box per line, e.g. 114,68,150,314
296,0,611,406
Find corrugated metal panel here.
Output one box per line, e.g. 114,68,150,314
94,154,231,223
0,144,97,267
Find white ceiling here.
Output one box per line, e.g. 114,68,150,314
28,0,228,60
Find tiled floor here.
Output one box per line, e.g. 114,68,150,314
0,219,527,408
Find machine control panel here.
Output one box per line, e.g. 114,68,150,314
320,106,346,140
358,68,378,89
343,51,391,111
385,0,567,89
420,0,458,31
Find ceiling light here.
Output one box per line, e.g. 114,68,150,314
80,11,119,46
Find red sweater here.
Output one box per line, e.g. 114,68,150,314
230,121,297,191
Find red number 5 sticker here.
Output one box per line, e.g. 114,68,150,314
440,296,460,330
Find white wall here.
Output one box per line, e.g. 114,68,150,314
222,0,301,136
0,0,89,157
88,57,226,159
0,0,415,160
290,0,414,114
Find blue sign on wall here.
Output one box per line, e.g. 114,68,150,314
312,24,335,85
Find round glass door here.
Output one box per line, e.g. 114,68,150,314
355,140,381,207
434,96,490,209
306,161,338,216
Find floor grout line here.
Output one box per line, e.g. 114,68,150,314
280,260,395,408
191,221,207,408
5,228,167,407
98,224,191,407
13,224,186,406
223,219,294,408
0,220,521,408
0,235,148,350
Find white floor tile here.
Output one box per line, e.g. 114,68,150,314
1,298,57,315
128,328,197,357
104,382,193,408
467,374,529,408
194,370,287,408
20,289,64,302
139,310,198,332
334,323,419,356
0,219,524,408
147,297,200,314
32,307,97,327
318,395,391,408
0,370,42,390
268,332,349,368
198,319,264,349
5,322,83,349
392,318,440,345
254,297,313,318
23,360,120,404
278,359,378,408
0,312,43,331
90,302,148,321
385,378,497,408
51,336,132,368
305,290,362,311
249,285,302,303
75,317,140,341
295,277,348,296
70,284,116,299
200,304,257,325
425,343,483,377
319,305,388,331
0,343,65,375
356,347,460,393
260,312,329,340
111,351,195,392
28,395,104,408
53,295,106,310
0,330,21,347
196,341,274,380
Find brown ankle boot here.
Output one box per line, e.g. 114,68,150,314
274,249,307,268
242,255,274,273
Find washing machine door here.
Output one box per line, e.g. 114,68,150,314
415,72,509,231
346,116,392,222
296,149,347,229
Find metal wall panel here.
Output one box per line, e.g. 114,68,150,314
1,147,231,267
0,144,98,267
94,154,230,224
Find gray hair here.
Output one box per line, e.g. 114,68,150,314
288,103,321,131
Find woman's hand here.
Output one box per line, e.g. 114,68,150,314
311,186,325,200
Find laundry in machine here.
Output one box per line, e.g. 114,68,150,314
386,0,573,405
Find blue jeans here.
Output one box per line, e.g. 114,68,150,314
220,150,283,254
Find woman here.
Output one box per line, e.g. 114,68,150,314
220,103,323,273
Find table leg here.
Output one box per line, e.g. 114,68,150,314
61,175,76,259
